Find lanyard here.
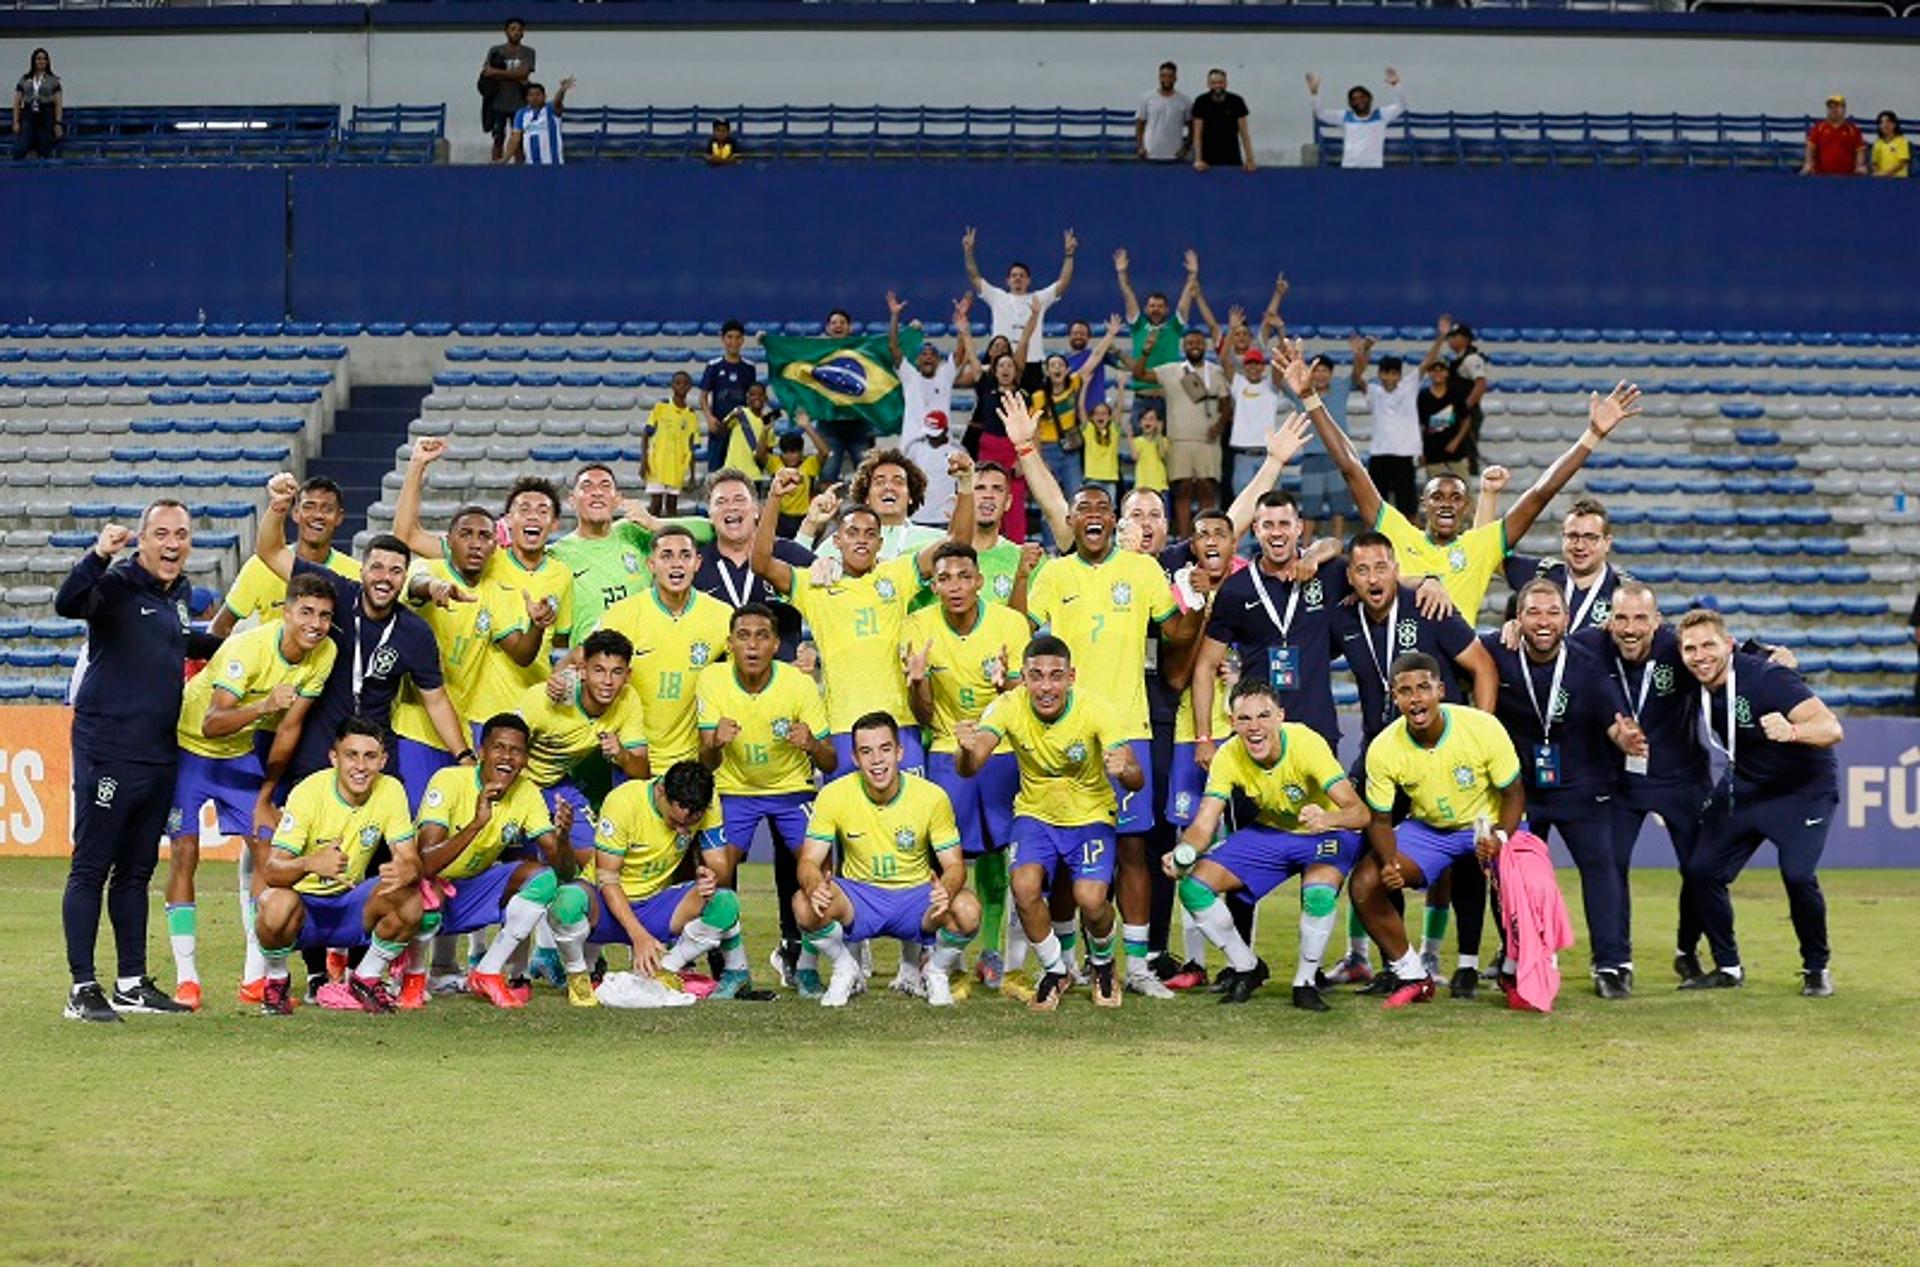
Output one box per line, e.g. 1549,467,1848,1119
713,553,754,609
1700,668,1736,770
1248,564,1302,645
1614,652,1654,722
351,604,397,712
1566,564,1608,629
1519,644,1568,741
1356,595,1400,725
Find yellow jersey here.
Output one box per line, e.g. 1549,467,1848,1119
1082,417,1121,483
979,687,1128,827
221,551,359,624
644,401,702,489
776,455,822,518
418,765,556,881
1203,726,1348,833
271,769,415,897
1029,376,1082,445
1375,503,1507,621
903,601,1029,755
1131,434,1169,492
594,586,732,767
594,776,726,902
722,405,771,480
785,553,923,734
516,678,648,789
1024,547,1174,741
393,557,526,750
804,771,959,889
469,548,576,720
1363,704,1521,830
1174,671,1233,744
177,620,335,760
694,661,827,796
1872,135,1910,177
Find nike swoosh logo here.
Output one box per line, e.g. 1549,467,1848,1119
1804,817,1824,827
1245,599,1263,610
845,831,862,838
572,568,591,578
1061,596,1078,604
139,606,156,616
630,648,650,657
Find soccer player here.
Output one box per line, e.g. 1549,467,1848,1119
796,712,981,1008
212,475,357,636
958,635,1143,1011
695,602,836,987
165,572,337,1010
1353,652,1524,1009
1484,578,1636,998
1497,493,1621,631
1166,679,1369,1008
1285,334,1639,621
587,760,754,1001
254,717,421,1015
904,542,1032,988
641,372,701,517
803,447,946,564
1676,608,1844,997
416,714,583,1008
518,628,651,857
547,461,654,645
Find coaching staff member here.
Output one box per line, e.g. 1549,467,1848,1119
57,501,218,1021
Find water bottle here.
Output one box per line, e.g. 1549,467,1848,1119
1172,843,1199,873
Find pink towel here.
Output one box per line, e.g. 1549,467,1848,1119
1496,829,1574,1013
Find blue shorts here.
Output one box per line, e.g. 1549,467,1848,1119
839,877,934,943
831,727,926,777
294,878,377,950
540,781,600,856
393,737,454,814
588,882,690,945
1009,816,1117,886
1297,454,1357,520
1392,820,1478,889
1209,825,1362,901
721,790,813,855
168,750,263,839
927,749,1018,857
439,862,523,935
1165,741,1207,827
1114,737,1156,836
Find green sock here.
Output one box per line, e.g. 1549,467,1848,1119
1346,901,1369,960
1088,931,1117,965
1421,905,1451,953
974,851,1008,958
166,904,197,937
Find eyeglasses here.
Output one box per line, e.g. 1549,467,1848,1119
1563,531,1607,546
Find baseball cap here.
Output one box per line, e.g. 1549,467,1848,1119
1242,348,1266,365
1826,93,1847,106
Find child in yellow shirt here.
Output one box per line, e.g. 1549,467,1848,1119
642,370,700,515
1125,406,1170,507
772,409,831,535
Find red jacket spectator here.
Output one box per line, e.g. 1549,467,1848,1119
1803,94,1866,176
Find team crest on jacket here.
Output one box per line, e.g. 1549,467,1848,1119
1066,740,1088,763
876,578,898,601
1651,663,1675,694
1448,545,1468,571
1734,695,1753,726
689,642,713,666
894,826,917,850
1452,765,1475,788
1303,579,1324,609
1397,620,1419,650
1111,581,1133,606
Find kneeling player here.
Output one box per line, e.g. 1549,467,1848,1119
1351,653,1524,1010
254,717,421,1015
795,712,980,1008
1166,680,1368,1009
585,760,753,1002
958,635,1142,1012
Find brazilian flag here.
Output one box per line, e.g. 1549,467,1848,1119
762,328,922,435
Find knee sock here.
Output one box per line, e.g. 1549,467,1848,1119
1180,876,1256,973
1421,904,1451,959
1345,901,1372,962
801,919,854,974
662,920,727,972
1088,928,1117,966
1296,884,1339,987
430,934,459,975
532,921,558,954
1181,906,1207,967
355,934,405,983
1121,922,1151,975
239,851,266,984
477,895,548,975
261,944,292,982
548,916,590,975
974,852,1008,958
166,903,198,984
1053,920,1079,973
927,927,974,977
1006,913,1030,972
1032,931,1065,975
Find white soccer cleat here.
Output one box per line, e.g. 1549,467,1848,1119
888,966,927,998
925,971,954,1007
595,972,696,1009
821,965,859,1008
1125,968,1177,999
427,972,468,997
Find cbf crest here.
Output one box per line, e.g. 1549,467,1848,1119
1065,740,1088,763
1734,695,1753,726
476,608,493,636
1397,619,1419,650
176,599,190,625
875,578,898,601
1551,689,1569,721
1652,662,1675,694
894,826,918,850
359,824,381,849
1303,579,1324,610
622,551,641,574
771,717,792,740
993,573,1014,600
1284,783,1307,804
689,641,713,667
369,646,400,679
1111,581,1133,607
1447,545,1468,572
1452,764,1475,788
501,822,524,846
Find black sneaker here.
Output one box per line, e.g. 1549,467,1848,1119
1220,958,1270,1005
1357,969,1401,997
1678,968,1743,991
63,982,122,1023
110,977,189,1014
1800,968,1834,998
1030,970,1069,1012
1208,965,1236,994
1291,983,1330,1013
1146,951,1183,983
1674,952,1705,983
1448,966,1480,1000
1621,966,1636,992
1594,968,1630,1001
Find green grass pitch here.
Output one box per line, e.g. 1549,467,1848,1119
3,859,1918,1266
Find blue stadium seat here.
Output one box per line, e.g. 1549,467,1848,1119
1723,565,1772,585
1838,596,1890,617
1742,595,1791,616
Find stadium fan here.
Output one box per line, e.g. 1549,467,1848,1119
1441,315,1491,469
1113,246,1200,431
962,225,1076,392
706,117,740,167
505,76,571,165
1801,93,1866,176
1306,67,1406,170
1131,323,1229,538
1188,274,1287,505
891,291,980,530
1281,349,1361,546
1871,110,1909,178
1060,316,1116,421
1134,60,1191,163
1349,338,1423,519
12,47,62,161
1190,68,1255,173
699,321,757,479
479,17,535,163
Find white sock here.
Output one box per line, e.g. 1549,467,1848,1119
1457,953,1480,972
533,921,557,951
169,902,199,984
1005,915,1030,972
1421,935,1444,958
1295,908,1337,987
807,919,854,973
466,930,489,966
897,937,923,976
1033,931,1064,974
115,975,143,992
239,849,266,983
797,945,819,973
261,950,291,982
1392,948,1428,981
1052,919,1079,972
407,936,434,977
1122,922,1152,975
1181,907,1207,966
661,918,726,972
722,931,749,973
549,915,590,974
356,939,399,981
927,936,968,977
1191,898,1258,972
477,895,546,975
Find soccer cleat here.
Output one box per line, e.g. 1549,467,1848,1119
1124,968,1176,999
1091,959,1122,1009
1382,975,1437,1010
305,974,327,1005
1000,969,1036,1004
974,950,1005,991
794,967,825,999
1209,965,1237,994
63,983,122,1023
1357,970,1401,997
1220,959,1270,1006
1291,983,1330,1013
1448,966,1480,1000
1674,951,1705,983
566,972,599,1008
947,972,973,1003
767,944,796,990
427,972,467,997
1677,968,1744,992
315,982,364,1011
396,973,429,1011
925,970,955,1007
1495,971,1519,1001
259,977,294,1017
507,976,533,1005
1029,970,1069,1012
1165,961,1208,991
467,971,525,1009
713,969,776,1001
115,978,191,1014
888,966,927,999
237,978,265,1006
529,947,566,988
1800,968,1834,998
1594,968,1631,1001
325,949,349,983
1324,952,1375,986
348,973,397,1014
821,966,858,1008
1147,951,1184,983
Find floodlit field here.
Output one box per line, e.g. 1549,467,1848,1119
3,859,1917,1266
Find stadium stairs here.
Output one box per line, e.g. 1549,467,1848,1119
308,384,430,546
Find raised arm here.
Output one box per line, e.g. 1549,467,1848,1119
1049,228,1077,298
1473,465,1509,531
392,437,448,559
1419,315,1450,373
950,294,981,385
961,226,985,294
1189,281,1222,345
1224,412,1314,539
1349,334,1373,391
754,467,804,593
1113,248,1141,323
1259,274,1289,345
999,395,1071,548
254,473,298,580
55,525,128,620
1501,383,1639,548
1176,249,1200,325
1380,67,1406,122
1276,338,1383,525
1305,72,1344,127
915,451,976,579
1077,315,1123,417
886,290,907,368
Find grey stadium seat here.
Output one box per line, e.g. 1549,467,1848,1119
1812,474,1857,496
67,389,108,408
25,389,66,408
1868,562,1917,584
584,418,629,438
7,529,52,548
107,388,148,407
422,393,464,412
537,418,584,437
1763,401,1805,420
465,392,508,412
0,445,23,463
1,418,48,435
1805,402,1847,422
1849,401,1889,422
549,394,592,412
6,585,55,607
5,470,50,488
592,393,638,413
506,393,550,412
48,417,88,435
451,417,498,437
498,419,539,437
487,443,531,463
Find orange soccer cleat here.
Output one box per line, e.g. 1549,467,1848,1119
174,980,203,1012
396,972,429,1011
466,971,525,1009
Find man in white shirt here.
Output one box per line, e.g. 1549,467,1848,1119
506,76,573,166
889,291,981,528
1306,67,1405,170
1351,337,1422,517
1135,61,1191,163
1226,347,1283,501
962,226,1077,390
